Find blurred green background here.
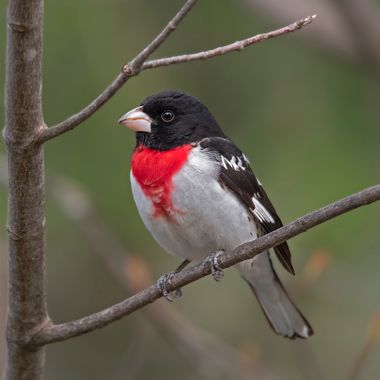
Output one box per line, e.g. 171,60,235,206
1,1,380,379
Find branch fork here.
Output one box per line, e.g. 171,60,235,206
38,11,316,144
2,1,323,379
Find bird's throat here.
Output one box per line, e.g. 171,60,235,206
131,144,191,219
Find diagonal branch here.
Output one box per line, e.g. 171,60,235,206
48,176,268,379
38,14,316,144
0,160,272,378
128,0,198,70
30,183,380,346
38,0,199,144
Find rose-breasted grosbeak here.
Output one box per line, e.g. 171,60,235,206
118,90,313,339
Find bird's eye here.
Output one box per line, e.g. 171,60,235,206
161,110,175,123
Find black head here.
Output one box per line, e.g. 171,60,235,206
118,90,226,150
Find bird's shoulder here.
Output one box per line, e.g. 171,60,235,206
197,136,295,275
198,137,260,209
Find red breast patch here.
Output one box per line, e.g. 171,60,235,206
131,144,191,219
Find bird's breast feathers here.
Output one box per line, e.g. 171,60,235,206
130,143,257,260
131,144,193,219
131,144,222,222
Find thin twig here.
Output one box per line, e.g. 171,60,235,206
38,0,198,143
128,0,198,70
38,73,128,143
30,184,380,346
39,14,316,144
241,0,380,79
143,14,317,70
241,0,358,59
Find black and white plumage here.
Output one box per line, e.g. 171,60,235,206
199,136,295,275
119,90,313,339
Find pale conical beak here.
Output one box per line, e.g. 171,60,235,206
118,106,152,133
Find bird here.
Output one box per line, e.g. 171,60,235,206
118,90,313,339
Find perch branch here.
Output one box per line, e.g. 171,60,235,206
0,162,270,379
47,176,267,379
30,184,380,345
39,14,316,143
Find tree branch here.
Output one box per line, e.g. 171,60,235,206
4,0,48,379
241,0,380,80
0,234,8,380
0,161,273,378
241,0,358,58
127,0,198,70
142,14,316,70
30,184,380,346
47,176,269,380
38,13,316,143
37,0,199,144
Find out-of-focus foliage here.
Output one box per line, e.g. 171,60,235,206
0,1,379,379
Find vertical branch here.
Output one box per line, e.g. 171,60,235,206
0,235,8,380
3,1,48,380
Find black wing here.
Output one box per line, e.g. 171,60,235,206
199,137,295,275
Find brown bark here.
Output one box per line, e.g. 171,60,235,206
3,1,48,379
38,13,315,143
3,0,377,378
30,184,380,345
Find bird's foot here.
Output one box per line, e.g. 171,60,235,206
206,250,224,281
156,272,182,302
156,259,191,301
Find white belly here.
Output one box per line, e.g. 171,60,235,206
130,147,257,261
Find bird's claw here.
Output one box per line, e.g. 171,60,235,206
156,273,182,302
206,250,224,281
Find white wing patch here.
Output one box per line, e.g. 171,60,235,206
242,154,250,164
252,197,275,223
220,155,247,171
